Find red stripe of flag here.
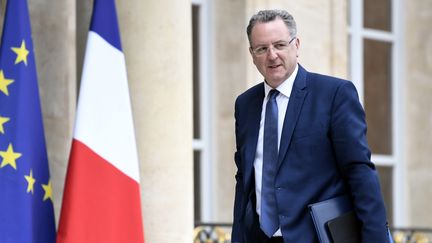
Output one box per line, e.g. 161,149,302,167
57,140,144,243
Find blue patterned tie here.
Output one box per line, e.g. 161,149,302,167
261,89,280,237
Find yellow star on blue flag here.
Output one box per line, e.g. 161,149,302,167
0,0,56,242
11,40,30,65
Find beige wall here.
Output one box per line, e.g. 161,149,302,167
30,0,76,224
5,0,432,241
118,1,194,242
405,0,432,227
213,0,249,222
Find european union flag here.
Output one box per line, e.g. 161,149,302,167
0,0,56,242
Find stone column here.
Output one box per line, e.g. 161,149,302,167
30,0,76,224
117,1,194,242
405,0,432,227
213,0,248,222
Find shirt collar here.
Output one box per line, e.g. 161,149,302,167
264,63,299,98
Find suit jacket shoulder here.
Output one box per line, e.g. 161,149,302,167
236,82,264,105
305,70,352,92
296,67,361,109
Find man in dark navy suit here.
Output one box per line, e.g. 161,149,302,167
231,9,390,243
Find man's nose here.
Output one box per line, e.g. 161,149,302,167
267,47,278,59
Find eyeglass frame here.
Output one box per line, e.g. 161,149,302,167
250,36,296,56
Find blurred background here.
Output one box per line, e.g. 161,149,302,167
1,0,431,242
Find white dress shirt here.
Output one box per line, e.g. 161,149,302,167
254,64,298,236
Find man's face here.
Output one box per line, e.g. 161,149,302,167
249,18,299,88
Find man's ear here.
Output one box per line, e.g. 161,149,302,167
295,38,300,57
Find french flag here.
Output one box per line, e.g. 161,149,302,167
56,0,145,242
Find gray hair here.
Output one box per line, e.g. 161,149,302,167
246,9,297,45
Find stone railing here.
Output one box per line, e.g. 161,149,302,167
193,223,432,243
193,223,232,243
392,228,432,243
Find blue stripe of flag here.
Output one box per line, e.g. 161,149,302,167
90,0,122,51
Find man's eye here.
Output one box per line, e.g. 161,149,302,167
256,47,267,53
274,43,287,50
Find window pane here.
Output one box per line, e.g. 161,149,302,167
348,35,351,78
377,166,393,226
194,150,201,223
364,0,392,31
192,5,202,223
363,39,392,155
347,0,351,26
192,5,201,139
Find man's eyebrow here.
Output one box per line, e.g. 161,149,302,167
253,40,288,46
273,40,288,44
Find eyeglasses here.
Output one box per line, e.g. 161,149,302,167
251,36,296,56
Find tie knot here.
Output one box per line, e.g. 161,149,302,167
269,89,279,100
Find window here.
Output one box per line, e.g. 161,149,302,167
348,0,404,226
192,0,214,224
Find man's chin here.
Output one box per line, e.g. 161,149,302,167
265,78,285,88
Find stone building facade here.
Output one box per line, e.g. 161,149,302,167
0,0,430,242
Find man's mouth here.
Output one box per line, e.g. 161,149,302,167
268,64,282,69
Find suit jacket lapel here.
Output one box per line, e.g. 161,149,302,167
277,66,308,170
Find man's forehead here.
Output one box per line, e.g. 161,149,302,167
251,20,291,41
252,19,289,33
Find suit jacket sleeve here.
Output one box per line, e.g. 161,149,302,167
330,81,389,242
231,97,244,243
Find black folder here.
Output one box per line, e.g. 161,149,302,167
327,211,361,243
308,195,361,243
